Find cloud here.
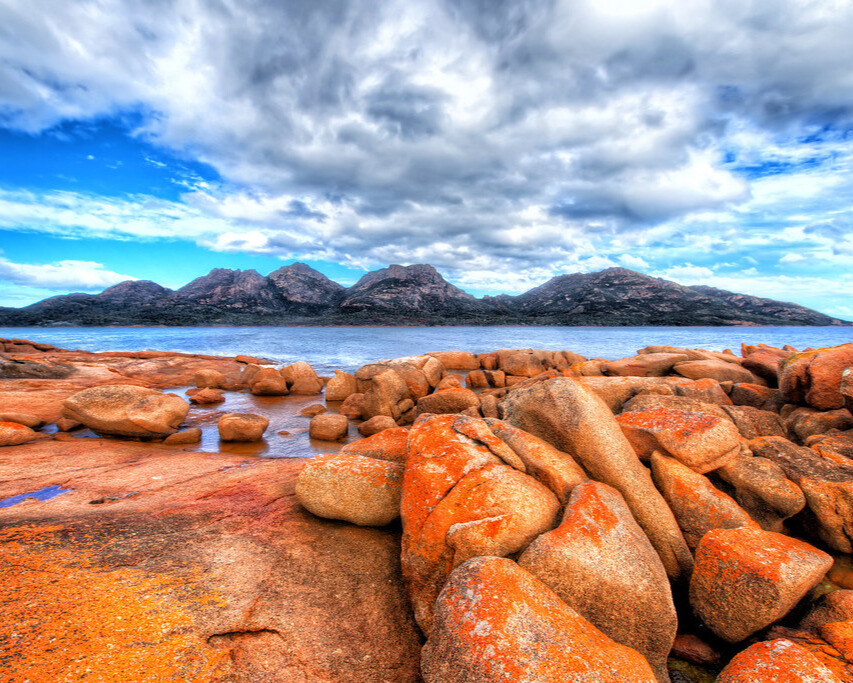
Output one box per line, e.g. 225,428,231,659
0,256,136,290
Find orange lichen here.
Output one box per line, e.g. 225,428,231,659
616,407,718,439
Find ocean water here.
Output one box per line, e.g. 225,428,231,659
3,325,852,375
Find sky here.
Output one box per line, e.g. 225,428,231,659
1,0,852,318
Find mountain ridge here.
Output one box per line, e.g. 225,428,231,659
0,263,848,327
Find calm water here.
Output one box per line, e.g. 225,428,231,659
3,326,852,374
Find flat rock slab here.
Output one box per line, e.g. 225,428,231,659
0,439,421,682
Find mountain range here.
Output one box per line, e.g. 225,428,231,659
0,263,847,327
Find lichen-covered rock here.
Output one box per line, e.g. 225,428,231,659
324,369,357,401
842,367,853,413
362,369,410,421
787,407,853,442
716,639,842,682
338,392,365,419
0,421,39,447
674,377,734,405
721,405,787,439
689,527,833,642
415,387,480,417
421,556,656,683
339,427,409,463
308,413,349,441
217,413,269,442
62,385,190,439
742,345,793,384
0,412,44,429
730,382,781,411
799,590,853,631
500,378,693,580
809,432,853,467
780,343,853,410
518,481,676,681
651,451,757,550
616,406,741,473
296,454,403,526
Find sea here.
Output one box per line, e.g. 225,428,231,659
3,325,852,375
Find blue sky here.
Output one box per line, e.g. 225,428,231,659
1,0,852,318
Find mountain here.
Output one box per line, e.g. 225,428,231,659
0,264,847,327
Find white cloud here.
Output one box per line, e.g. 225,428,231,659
0,257,136,290
619,254,651,270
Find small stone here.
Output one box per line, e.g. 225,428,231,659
299,404,327,417
218,413,269,442
188,387,225,404
163,428,202,445
358,415,397,437
309,413,349,441
0,422,39,447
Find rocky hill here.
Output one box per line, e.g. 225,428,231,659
0,263,847,327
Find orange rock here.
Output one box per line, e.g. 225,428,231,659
362,369,410,421
188,387,225,404
500,350,545,377
674,377,734,404
518,481,676,681
425,350,479,371
339,427,409,463
809,432,853,467
780,343,853,410
479,393,499,418
308,414,349,441
415,387,480,417
465,370,489,388
787,407,853,442
421,556,657,683
193,368,226,388
357,415,397,437
0,412,43,429
0,421,39,447
674,360,766,385
670,633,721,666
742,346,792,384
800,590,853,631
690,527,833,642
730,382,781,410
249,367,290,395
296,453,403,526
324,369,357,401
163,428,202,445
280,361,323,395
716,639,843,682
721,404,786,439
605,352,689,377
298,403,326,417
819,620,853,662
338,392,365,419
578,375,691,412
617,406,740,473
218,413,269,442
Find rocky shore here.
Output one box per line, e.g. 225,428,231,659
2,337,853,681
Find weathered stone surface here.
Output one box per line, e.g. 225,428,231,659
721,405,786,439
500,350,545,378
500,378,693,580
689,527,833,642
402,414,560,633
248,367,290,395
616,406,740,473
338,392,365,419
518,481,676,681
188,387,224,404
0,439,421,681
716,639,842,682
421,556,656,683
465,369,489,388
484,418,587,503
780,343,853,410
810,432,853,467
730,382,781,411
362,369,410,421
357,415,397,437
163,427,202,445
742,345,792,384
298,403,326,417
62,385,190,439
577,376,690,413
800,590,853,631
0,421,39,447
415,387,480,417
750,436,853,552
280,361,323,395
339,427,408,463
674,360,765,385
308,413,349,441
0,412,43,429
324,369,357,401
296,453,403,526
651,452,757,550
843,367,853,413
426,350,479,370
675,377,733,405
605,353,689,377
193,368,227,389
479,393,499,418
787,407,853,442
217,413,269,442
716,455,806,532
622,393,729,420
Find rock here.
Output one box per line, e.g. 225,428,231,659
716,455,806,532
651,451,758,550
234,353,271,364
616,406,741,473
787,407,853,442
0,357,75,379
415,387,480,417
338,392,365,419
605,353,689,377
500,378,693,581
689,527,833,642
577,376,689,413
308,414,349,441
621,393,729,420
362,369,410,421
720,405,786,439
324,369,357,401
339,427,409,463
163,428,202,445
0,412,43,429
358,415,397,437
799,590,853,631
62,385,190,439
240,363,262,386
674,377,734,404
483,369,506,388
716,639,842,682
426,351,479,371
383,362,431,400
421,556,657,683
193,368,227,388
218,413,269,442
402,414,560,633
843,368,853,413
280,361,323,395
779,343,853,410
750,436,853,552
298,404,326,417
674,360,765,385
296,454,403,526
479,393,499,418
742,346,792,384
819,620,853,663
500,350,545,377
465,370,489,388
249,367,290,396
518,481,676,681
55,417,82,432
670,634,721,667
730,383,781,410
435,374,463,390
484,418,587,503
0,422,39,446
188,387,225,404
809,432,853,467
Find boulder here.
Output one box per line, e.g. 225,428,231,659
500,351,545,378
500,378,693,581
465,370,489,388
0,422,39,447
281,361,323,395
779,343,853,410
730,383,781,411
298,404,326,417
362,369,410,421
309,414,349,441
689,527,833,642
249,368,290,396
483,369,506,388
809,432,853,467
577,376,690,413
720,405,786,439
605,353,689,377
716,455,806,532
517,481,676,681
188,387,225,404
425,351,479,371
62,385,190,439
217,413,269,442
742,346,792,384
749,436,853,552
402,414,560,633
674,377,733,405
799,590,853,631
479,393,499,418
163,428,202,445
55,418,82,432
716,639,842,682
674,360,765,385
415,388,480,417
193,368,227,389
843,368,853,413
324,370,357,402
787,407,853,442
0,412,43,429
651,452,757,550
339,427,408,463
484,418,587,504
616,406,741,473
421,556,657,683
435,374,463,390
621,394,729,420
338,393,365,419
296,454,403,527
358,415,397,437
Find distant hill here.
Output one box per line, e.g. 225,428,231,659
0,263,847,327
